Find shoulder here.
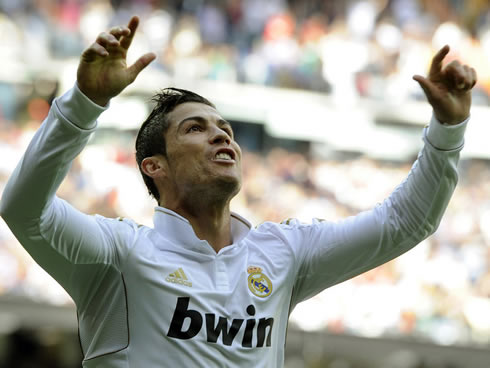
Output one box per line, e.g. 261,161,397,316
94,215,148,241
95,215,140,229
251,217,336,252
252,218,319,243
95,215,157,258
255,217,328,232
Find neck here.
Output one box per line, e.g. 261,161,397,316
161,191,234,253
186,205,232,253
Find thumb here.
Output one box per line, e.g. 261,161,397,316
413,74,437,99
128,52,157,83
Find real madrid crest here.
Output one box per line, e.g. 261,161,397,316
247,266,272,298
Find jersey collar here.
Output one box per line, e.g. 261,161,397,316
152,206,252,254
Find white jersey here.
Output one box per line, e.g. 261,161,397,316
0,85,467,367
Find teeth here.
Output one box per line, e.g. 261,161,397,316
215,152,232,160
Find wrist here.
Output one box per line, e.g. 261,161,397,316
434,113,469,126
82,92,111,107
76,83,111,107
90,96,111,107
56,84,109,130
426,114,468,150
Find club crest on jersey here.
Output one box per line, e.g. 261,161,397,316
247,266,272,298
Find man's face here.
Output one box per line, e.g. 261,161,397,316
163,102,242,198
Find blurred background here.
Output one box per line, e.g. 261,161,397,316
1,0,490,367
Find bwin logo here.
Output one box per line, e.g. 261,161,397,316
167,297,274,348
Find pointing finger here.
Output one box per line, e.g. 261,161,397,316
120,16,139,50
429,45,450,77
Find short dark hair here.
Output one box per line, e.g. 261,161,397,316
135,87,215,202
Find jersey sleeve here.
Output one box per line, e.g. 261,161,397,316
280,116,467,308
0,84,137,299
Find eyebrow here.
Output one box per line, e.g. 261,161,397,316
177,116,233,132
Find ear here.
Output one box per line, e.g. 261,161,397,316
141,155,168,179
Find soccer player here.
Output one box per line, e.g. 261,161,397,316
0,16,477,368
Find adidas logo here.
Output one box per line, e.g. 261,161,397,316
165,268,192,287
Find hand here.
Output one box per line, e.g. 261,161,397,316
77,16,156,106
413,45,477,125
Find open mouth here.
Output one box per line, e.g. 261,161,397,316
213,148,236,162
215,152,233,160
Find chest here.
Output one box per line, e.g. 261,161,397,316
120,236,294,349
127,238,290,304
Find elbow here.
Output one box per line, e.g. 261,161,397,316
388,208,440,245
0,195,9,217
0,174,20,223
426,216,444,238
410,216,441,244
0,196,15,224
0,188,26,224
423,222,437,239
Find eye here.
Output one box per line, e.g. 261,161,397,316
187,124,203,133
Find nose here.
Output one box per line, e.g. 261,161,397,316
209,126,231,145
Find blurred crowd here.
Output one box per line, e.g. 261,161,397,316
1,0,490,353
2,0,490,114
1,120,490,348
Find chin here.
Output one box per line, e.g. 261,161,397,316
214,175,241,197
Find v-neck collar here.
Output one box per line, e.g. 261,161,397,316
152,206,252,254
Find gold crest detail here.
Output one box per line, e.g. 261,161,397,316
247,266,262,274
247,266,272,298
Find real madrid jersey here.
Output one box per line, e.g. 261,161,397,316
0,85,467,367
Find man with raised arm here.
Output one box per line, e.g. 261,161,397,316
0,16,477,368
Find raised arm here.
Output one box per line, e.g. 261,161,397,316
285,46,477,305
0,17,154,291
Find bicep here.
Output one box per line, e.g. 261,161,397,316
40,197,119,264
291,210,387,303
7,196,124,273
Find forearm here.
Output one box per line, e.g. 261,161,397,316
0,84,106,222
387,115,466,235
352,115,467,269
290,115,467,302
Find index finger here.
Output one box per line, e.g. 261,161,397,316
120,15,139,50
429,45,450,77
